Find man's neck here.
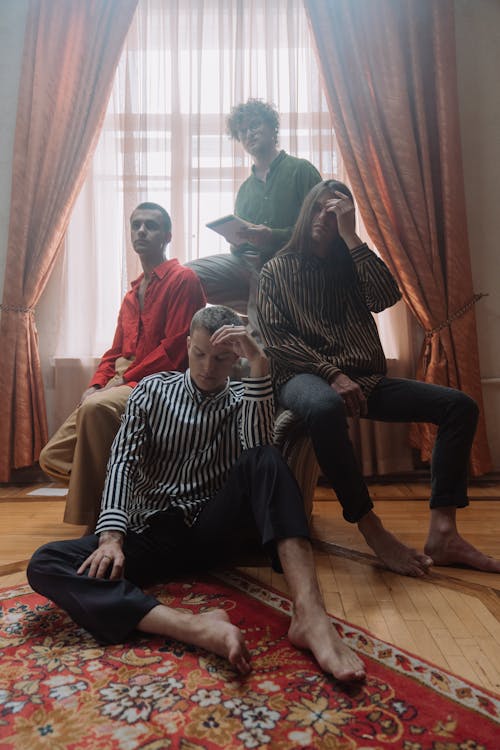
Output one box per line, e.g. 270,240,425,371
140,253,166,281
252,146,280,179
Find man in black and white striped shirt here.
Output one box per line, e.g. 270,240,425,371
28,305,366,682
259,180,500,578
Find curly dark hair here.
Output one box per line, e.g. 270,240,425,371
226,99,280,143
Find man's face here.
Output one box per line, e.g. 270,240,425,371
130,208,171,257
187,327,238,394
310,195,339,251
237,117,276,158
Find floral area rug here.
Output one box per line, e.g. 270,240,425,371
0,570,499,749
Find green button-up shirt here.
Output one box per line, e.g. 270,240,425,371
234,150,321,258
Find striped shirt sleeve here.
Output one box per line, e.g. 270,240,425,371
239,375,275,449
95,389,151,535
351,244,402,312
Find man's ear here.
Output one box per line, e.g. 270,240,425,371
186,336,191,353
164,231,172,245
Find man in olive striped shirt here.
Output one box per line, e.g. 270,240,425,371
28,305,366,682
258,180,500,577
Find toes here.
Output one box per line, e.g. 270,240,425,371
335,665,366,682
233,654,251,675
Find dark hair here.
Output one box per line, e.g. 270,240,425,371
281,180,354,257
190,305,243,335
133,202,172,233
226,99,280,143
280,180,357,284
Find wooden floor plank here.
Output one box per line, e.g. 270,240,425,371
0,483,499,693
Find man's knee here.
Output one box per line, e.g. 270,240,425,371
27,542,59,590
38,440,71,481
303,390,346,429
448,390,479,429
78,392,124,427
455,391,479,429
38,443,52,473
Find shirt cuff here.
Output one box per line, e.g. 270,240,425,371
317,363,342,383
241,374,274,399
350,243,375,263
95,509,128,536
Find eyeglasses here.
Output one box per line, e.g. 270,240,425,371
237,119,263,138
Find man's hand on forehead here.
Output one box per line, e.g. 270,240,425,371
210,325,267,365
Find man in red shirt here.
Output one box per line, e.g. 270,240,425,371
40,202,206,531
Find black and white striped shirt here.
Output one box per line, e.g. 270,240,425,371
95,370,274,535
257,244,402,396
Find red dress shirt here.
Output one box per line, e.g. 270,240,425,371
89,259,206,389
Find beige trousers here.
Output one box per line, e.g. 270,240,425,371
39,359,133,530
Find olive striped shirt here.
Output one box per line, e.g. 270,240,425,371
95,370,274,535
257,244,402,396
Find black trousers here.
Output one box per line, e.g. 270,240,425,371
280,374,479,523
27,446,309,644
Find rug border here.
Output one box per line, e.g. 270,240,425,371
214,569,500,721
2,575,499,724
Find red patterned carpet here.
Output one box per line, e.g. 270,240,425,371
0,570,499,749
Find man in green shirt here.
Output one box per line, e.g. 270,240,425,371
187,99,321,333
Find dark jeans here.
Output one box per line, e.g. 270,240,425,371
280,374,479,523
27,446,309,644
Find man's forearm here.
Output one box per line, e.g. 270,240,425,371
248,353,269,379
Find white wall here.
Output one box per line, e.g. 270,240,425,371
1,0,499,467
455,0,500,468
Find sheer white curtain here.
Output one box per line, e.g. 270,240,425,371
57,0,343,357
49,0,415,472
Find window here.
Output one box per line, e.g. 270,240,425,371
59,0,343,357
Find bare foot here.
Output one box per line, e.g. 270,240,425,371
359,511,433,576
188,610,252,674
425,533,500,572
288,606,365,682
139,606,251,674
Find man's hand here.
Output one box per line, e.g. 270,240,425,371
236,224,273,250
325,191,363,250
211,325,269,378
331,373,367,418
79,385,100,405
77,531,125,580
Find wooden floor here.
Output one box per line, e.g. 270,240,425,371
1,480,499,695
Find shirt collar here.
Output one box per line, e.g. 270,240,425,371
183,369,231,404
251,149,287,177
131,258,178,289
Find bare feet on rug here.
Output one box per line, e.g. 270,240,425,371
193,610,252,674
139,607,251,675
358,511,433,577
288,605,365,682
425,508,500,572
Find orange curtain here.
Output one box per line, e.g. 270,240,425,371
0,0,138,481
304,0,491,475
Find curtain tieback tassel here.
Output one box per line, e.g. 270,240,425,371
423,292,487,369
0,303,35,314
